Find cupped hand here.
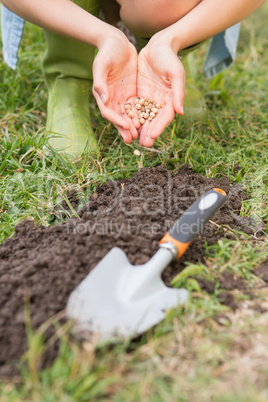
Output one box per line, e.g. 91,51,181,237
137,37,185,147
92,30,140,143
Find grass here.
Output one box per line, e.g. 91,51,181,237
1,4,268,401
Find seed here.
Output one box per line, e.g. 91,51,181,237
130,97,161,122
134,149,141,156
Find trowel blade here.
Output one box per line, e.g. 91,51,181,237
66,247,188,341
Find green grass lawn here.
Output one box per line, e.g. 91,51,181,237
1,4,268,401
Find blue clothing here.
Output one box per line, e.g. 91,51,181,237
0,4,240,77
1,5,25,70
203,23,241,78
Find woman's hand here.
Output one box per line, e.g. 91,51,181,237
137,35,185,147
93,30,140,143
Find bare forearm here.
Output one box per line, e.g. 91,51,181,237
156,0,267,51
1,0,117,48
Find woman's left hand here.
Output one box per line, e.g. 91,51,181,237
137,36,186,147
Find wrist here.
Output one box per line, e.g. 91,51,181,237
149,27,183,53
94,23,127,49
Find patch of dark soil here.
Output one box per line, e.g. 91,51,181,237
198,271,247,296
218,291,238,310
0,165,261,377
198,278,217,294
55,189,82,220
254,264,268,284
219,272,247,291
252,303,267,314
198,272,259,311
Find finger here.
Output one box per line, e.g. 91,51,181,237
149,106,175,139
139,135,155,148
93,89,131,129
126,118,139,140
139,104,175,147
132,113,141,130
126,105,140,136
120,97,139,139
115,124,133,144
139,120,154,147
122,113,139,140
120,96,140,136
138,122,155,147
131,125,139,140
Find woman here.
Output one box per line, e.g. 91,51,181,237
1,0,265,158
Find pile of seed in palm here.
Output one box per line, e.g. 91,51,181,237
125,97,162,124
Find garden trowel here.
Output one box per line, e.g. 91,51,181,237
67,188,227,341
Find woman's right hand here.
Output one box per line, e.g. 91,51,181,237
92,29,140,144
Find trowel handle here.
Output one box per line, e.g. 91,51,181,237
159,188,227,259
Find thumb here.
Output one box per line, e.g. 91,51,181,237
92,79,109,106
92,56,110,105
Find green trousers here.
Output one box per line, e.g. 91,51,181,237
43,0,100,159
43,2,206,159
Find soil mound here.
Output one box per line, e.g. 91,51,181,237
0,165,256,376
